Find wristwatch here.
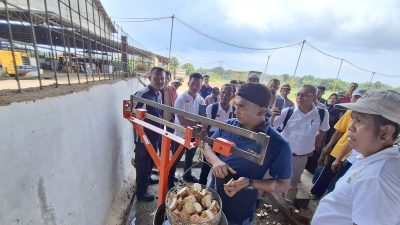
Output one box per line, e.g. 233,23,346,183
247,179,254,190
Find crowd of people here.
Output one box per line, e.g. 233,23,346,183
132,67,400,225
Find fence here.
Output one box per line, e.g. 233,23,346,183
0,0,168,92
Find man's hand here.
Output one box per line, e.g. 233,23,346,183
223,177,249,197
331,159,342,173
318,146,330,166
271,107,281,116
212,160,237,178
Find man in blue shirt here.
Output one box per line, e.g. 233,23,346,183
133,67,165,202
199,74,212,99
204,83,292,225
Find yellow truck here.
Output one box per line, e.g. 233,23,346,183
0,50,33,76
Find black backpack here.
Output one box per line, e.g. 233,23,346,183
210,103,236,120
208,103,236,134
279,107,325,132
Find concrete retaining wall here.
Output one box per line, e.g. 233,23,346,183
0,78,146,225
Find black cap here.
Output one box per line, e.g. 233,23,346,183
236,83,271,107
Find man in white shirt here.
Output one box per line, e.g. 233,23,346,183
272,84,330,203
279,84,294,109
204,87,220,106
199,83,235,185
168,72,205,187
312,90,400,225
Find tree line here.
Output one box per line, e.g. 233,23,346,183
169,56,400,93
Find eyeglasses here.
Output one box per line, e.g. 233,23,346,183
296,92,313,98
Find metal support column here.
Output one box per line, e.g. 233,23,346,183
4,0,21,92
43,0,58,86
76,0,89,83
91,0,100,80
67,0,81,83
84,0,94,82
57,0,71,85
27,0,43,89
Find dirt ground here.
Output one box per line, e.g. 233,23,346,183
0,70,147,106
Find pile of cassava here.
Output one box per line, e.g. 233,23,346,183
167,183,221,224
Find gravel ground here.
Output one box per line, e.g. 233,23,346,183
126,168,319,225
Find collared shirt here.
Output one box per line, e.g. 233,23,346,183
205,102,234,132
312,146,400,225
174,91,205,137
204,94,220,106
274,106,330,155
210,119,292,224
133,86,162,142
344,149,361,164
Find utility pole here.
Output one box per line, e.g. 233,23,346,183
368,72,376,89
264,55,271,75
168,15,174,71
293,40,305,77
263,55,271,77
333,59,344,92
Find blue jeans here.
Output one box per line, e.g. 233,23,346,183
228,217,251,225
312,165,324,184
310,156,336,198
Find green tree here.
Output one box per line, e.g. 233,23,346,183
181,63,195,75
169,56,180,72
211,66,225,76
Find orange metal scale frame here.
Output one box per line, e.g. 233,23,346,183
123,100,234,206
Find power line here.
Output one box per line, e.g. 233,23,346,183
174,16,302,51
305,41,400,77
175,54,219,65
112,16,172,23
111,16,171,20
304,41,342,61
111,15,400,78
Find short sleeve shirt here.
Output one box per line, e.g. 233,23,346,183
205,103,234,132
312,146,400,225
133,86,162,143
174,91,205,137
330,110,352,159
274,106,330,155
210,119,292,224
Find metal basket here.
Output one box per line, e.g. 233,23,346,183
165,184,222,225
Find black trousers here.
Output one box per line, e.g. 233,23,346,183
134,141,158,196
199,131,215,185
168,141,197,187
310,155,336,198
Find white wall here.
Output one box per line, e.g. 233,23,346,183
0,78,146,225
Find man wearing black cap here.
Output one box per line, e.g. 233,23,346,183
204,83,292,225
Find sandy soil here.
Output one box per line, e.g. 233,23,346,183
0,70,147,106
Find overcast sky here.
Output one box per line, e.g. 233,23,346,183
102,0,400,87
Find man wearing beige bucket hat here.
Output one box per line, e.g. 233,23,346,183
312,90,400,225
